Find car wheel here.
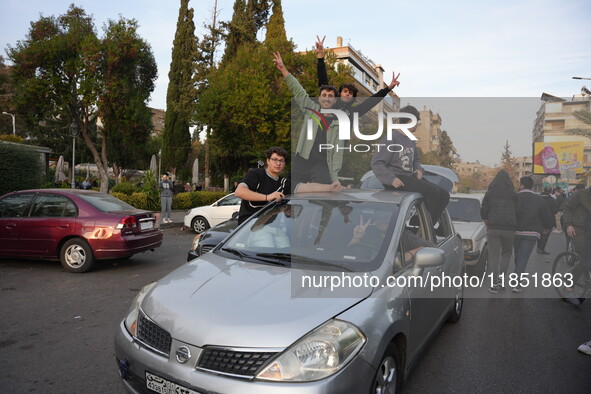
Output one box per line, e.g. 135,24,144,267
191,216,210,234
448,283,464,323
370,343,402,394
60,238,95,273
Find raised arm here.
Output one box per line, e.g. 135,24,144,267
354,71,401,116
315,35,329,87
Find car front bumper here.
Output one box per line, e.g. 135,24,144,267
464,250,481,264
114,320,375,394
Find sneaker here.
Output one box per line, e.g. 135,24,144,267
512,286,522,293
166,218,173,223
488,285,498,294
577,341,591,355
537,249,550,255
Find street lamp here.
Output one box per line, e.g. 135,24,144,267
1,112,15,135
70,120,79,189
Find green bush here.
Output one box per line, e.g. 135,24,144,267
173,192,193,210
142,171,160,211
0,143,42,195
112,182,140,195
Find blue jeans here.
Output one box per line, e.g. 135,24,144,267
513,235,538,275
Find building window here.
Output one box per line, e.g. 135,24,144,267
545,119,565,130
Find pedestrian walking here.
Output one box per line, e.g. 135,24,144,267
537,186,556,254
159,173,174,224
512,177,554,292
480,170,518,294
552,187,565,232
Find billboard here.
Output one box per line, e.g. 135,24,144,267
533,141,584,175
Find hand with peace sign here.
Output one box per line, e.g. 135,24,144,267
315,35,326,58
388,71,401,90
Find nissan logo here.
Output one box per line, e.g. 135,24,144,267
175,346,191,364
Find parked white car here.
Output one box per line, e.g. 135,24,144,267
447,193,487,274
184,194,241,233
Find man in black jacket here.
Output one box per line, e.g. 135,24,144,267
513,177,554,292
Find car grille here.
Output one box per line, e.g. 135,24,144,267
197,347,278,377
137,312,172,356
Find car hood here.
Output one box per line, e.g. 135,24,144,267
141,252,370,349
453,221,484,239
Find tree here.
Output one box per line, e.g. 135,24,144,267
162,0,199,181
7,6,157,192
7,6,107,189
98,18,157,181
500,140,518,186
438,130,455,169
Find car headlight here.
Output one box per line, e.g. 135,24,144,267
124,282,157,337
462,239,473,252
256,319,365,382
191,233,202,252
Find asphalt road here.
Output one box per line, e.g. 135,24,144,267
0,229,589,394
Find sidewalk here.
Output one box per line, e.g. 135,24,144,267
158,210,187,229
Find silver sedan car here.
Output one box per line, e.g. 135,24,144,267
115,190,464,394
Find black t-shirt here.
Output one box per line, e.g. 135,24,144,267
238,168,291,224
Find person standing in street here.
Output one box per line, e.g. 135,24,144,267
480,170,518,294
552,187,565,233
537,186,556,254
159,173,174,224
512,177,554,292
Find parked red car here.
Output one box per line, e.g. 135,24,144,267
0,189,163,273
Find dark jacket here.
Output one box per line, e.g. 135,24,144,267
541,192,557,217
480,170,518,231
515,189,554,237
562,189,591,230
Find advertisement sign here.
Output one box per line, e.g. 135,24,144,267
533,141,584,175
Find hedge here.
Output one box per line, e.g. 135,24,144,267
110,190,228,211
0,143,42,195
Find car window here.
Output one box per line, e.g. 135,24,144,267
0,193,35,218
222,199,400,271
403,202,432,244
218,195,241,206
448,197,482,222
434,210,453,243
77,193,136,212
30,194,77,218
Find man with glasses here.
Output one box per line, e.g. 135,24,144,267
235,147,291,225
371,105,450,225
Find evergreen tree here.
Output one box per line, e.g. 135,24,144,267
500,140,518,185
221,0,251,64
162,0,199,180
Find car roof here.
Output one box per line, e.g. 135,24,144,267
287,189,417,205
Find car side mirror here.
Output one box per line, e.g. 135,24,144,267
414,247,444,268
231,211,239,219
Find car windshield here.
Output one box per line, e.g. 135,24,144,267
77,193,137,212
220,198,400,271
447,197,482,222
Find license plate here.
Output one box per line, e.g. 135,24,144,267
140,221,154,231
146,372,201,394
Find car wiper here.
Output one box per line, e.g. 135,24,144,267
257,253,354,272
221,247,250,259
222,248,290,266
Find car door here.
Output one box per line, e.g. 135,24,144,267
434,209,463,311
19,193,77,258
401,201,446,356
211,194,241,226
0,192,35,256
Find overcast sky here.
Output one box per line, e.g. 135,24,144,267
1,0,589,165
